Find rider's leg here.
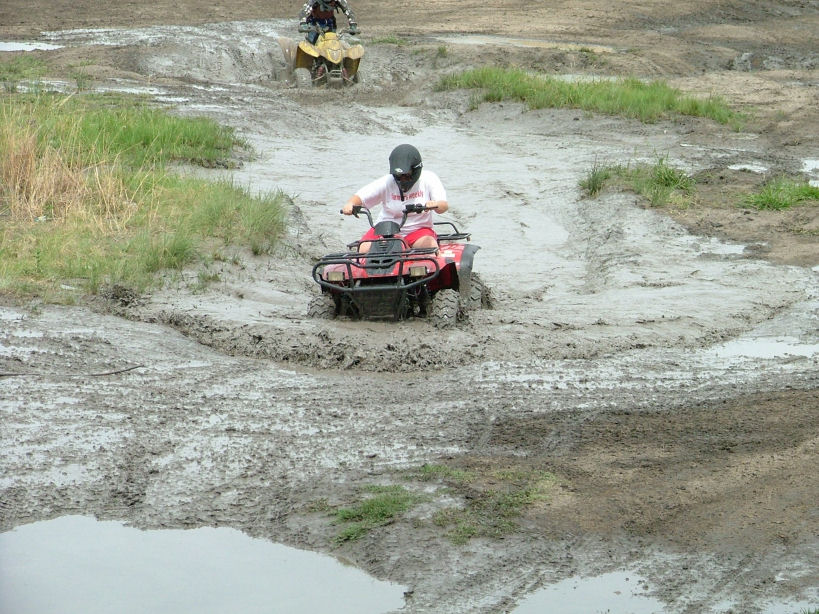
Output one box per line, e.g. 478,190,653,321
357,228,379,254
411,235,438,250
406,228,439,251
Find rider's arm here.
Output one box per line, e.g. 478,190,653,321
426,200,448,213
298,0,315,23
336,0,358,28
342,194,363,215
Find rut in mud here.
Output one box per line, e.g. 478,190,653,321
2,5,818,614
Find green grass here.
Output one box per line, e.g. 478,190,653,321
579,159,614,197
419,463,558,545
0,92,287,302
743,176,819,210
580,156,694,207
333,485,421,544
0,56,48,92
436,66,742,127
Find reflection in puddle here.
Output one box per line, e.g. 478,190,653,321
511,571,664,613
0,516,405,614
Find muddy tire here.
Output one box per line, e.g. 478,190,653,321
428,288,460,328
294,67,312,88
308,293,336,319
465,273,492,311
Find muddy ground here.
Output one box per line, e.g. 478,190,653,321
1,1,818,613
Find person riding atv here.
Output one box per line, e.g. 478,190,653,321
311,144,487,326
342,144,448,253
298,0,359,44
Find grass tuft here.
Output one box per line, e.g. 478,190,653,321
0,92,285,302
437,67,743,127
420,463,558,545
579,156,694,207
743,177,819,211
333,485,420,544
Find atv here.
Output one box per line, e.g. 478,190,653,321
280,26,363,88
310,204,485,327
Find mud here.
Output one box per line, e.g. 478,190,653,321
1,2,818,613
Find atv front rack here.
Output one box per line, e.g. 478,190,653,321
312,247,441,294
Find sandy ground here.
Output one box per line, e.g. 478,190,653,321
1,1,818,613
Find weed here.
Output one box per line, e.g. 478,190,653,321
579,156,695,207
71,70,93,92
436,67,743,127
0,92,285,301
580,159,613,196
743,177,819,211
0,56,47,92
418,462,558,545
333,485,421,544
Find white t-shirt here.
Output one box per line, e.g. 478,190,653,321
355,169,446,234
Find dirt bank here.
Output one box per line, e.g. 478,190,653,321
1,2,818,613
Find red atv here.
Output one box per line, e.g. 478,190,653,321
310,204,486,327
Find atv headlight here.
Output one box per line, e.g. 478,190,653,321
409,265,427,277
327,271,345,282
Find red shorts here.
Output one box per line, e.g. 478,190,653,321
360,226,437,248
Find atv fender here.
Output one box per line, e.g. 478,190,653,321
297,40,321,59
345,44,364,60
456,244,481,301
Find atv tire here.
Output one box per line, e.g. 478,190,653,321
465,273,492,311
428,288,460,328
294,67,312,89
308,293,336,319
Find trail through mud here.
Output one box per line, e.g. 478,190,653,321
2,6,818,614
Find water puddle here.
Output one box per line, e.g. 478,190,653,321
708,336,819,360
0,41,62,51
511,571,665,613
0,516,406,614
728,162,768,173
804,158,819,187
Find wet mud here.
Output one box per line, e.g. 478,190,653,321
2,2,818,612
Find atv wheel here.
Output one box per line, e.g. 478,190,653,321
428,288,460,328
308,293,337,319
294,67,312,88
465,273,492,311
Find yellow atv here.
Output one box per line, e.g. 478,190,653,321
289,27,363,88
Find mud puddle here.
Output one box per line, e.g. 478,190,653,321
511,570,664,614
0,516,406,614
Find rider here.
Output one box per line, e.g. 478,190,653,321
342,144,449,254
298,0,359,44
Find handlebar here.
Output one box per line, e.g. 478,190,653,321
341,203,436,227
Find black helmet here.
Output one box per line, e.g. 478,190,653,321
389,144,423,196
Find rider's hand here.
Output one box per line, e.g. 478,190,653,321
425,201,439,210
298,22,310,32
341,203,354,215
349,22,359,34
